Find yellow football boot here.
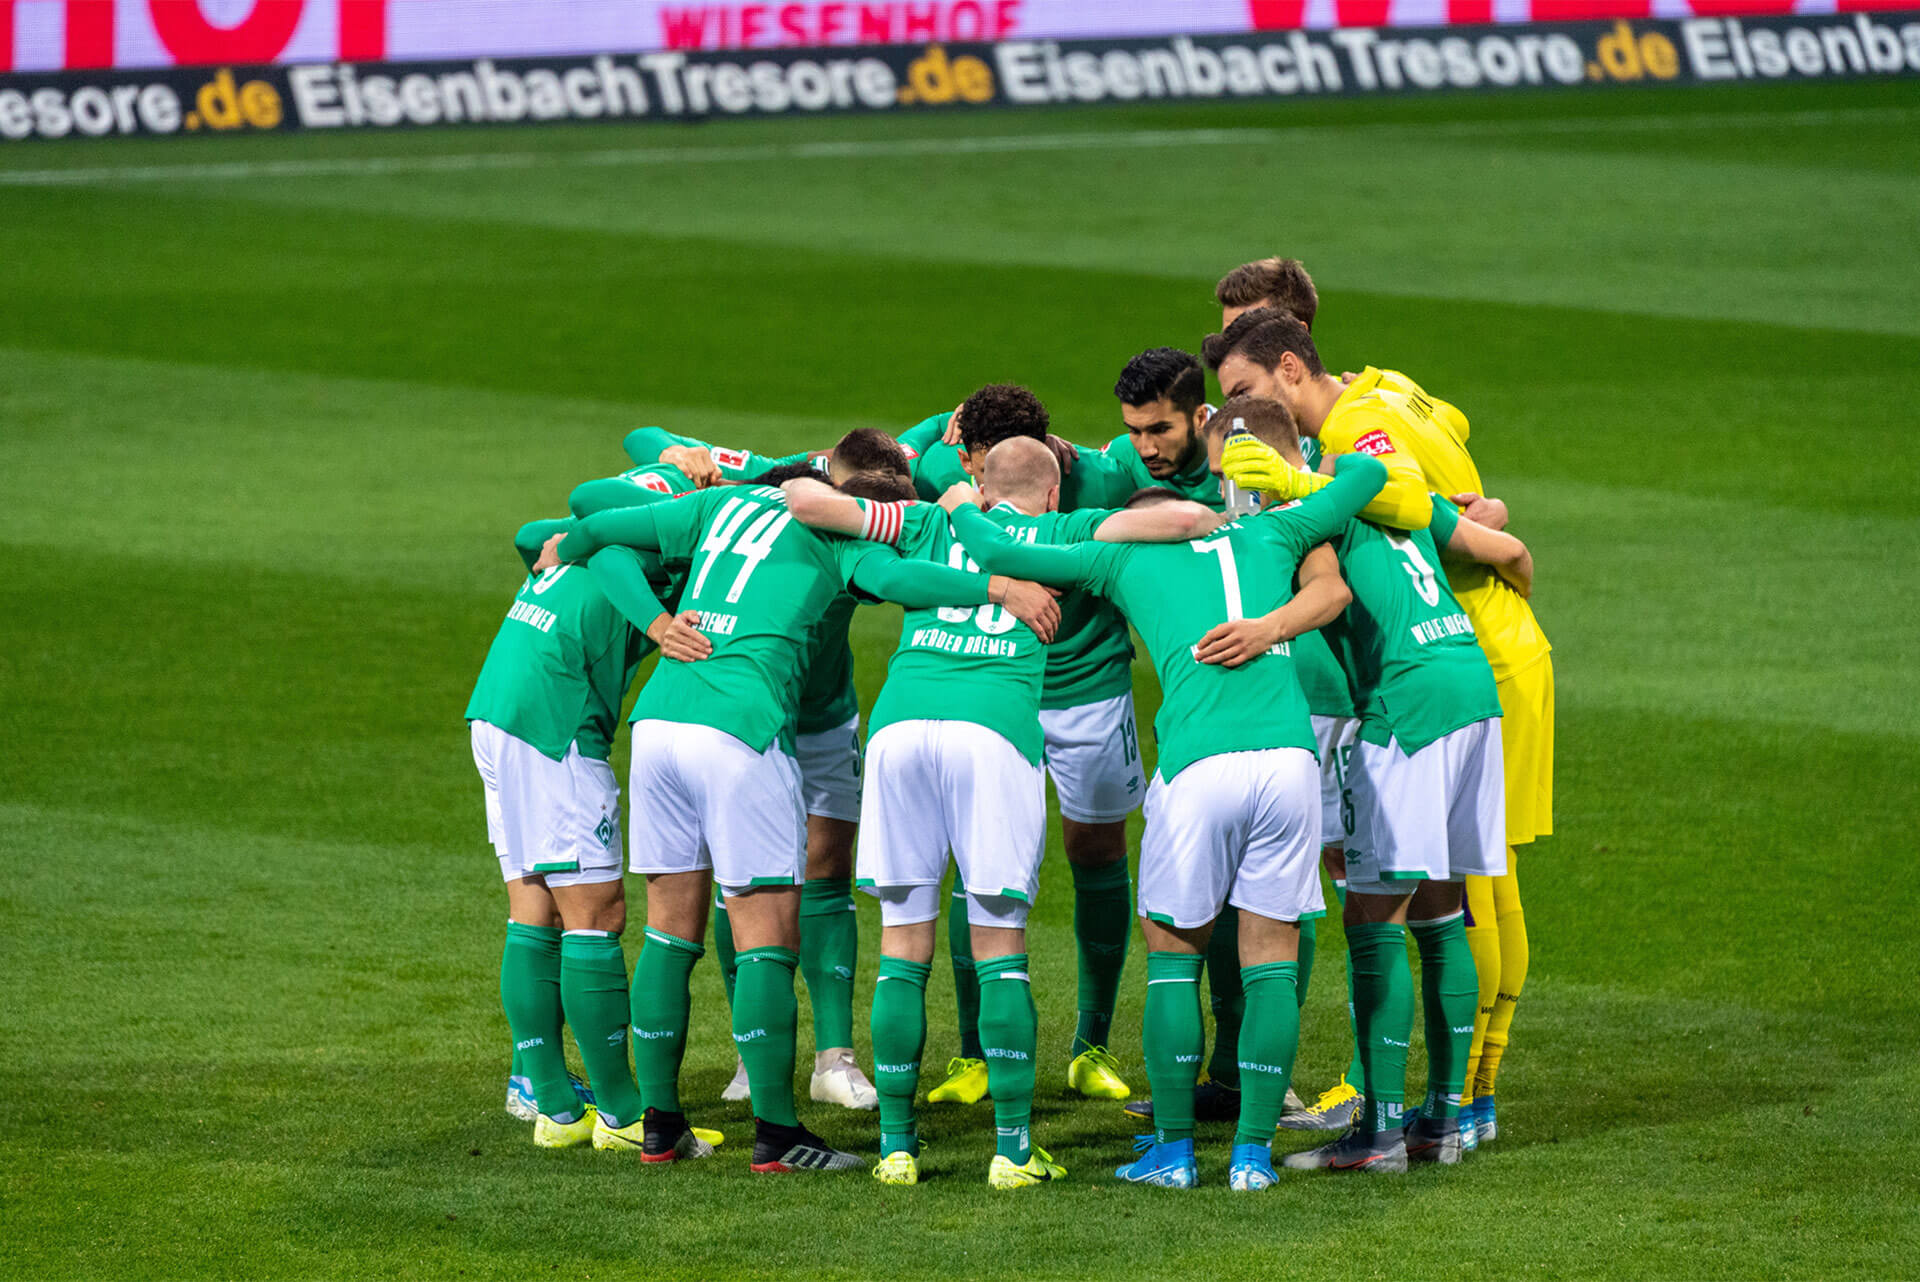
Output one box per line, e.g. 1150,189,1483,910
533,1108,596,1149
988,1146,1067,1189
926,1056,989,1105
1066,1046,1131,1101
872,1150,920,1185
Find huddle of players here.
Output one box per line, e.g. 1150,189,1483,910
463,256,1553,1188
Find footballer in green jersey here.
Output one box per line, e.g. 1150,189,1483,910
943,440,1388,1192
550,483,1054,1173
778,445,1200,1187
620,428,928,1114
467,506,714,1154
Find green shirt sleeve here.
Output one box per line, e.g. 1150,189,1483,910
622,426,793,480
1427,494,1463,547
1052,508,1109,542
585,546,668,632
896,412,952,462
514,518,575,572
1250,454,1388,553
836,538,992,608
559,490,710,565
949,504,1098,589
1061,449,1138,510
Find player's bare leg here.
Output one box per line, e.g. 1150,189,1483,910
802,816,876,1109
1062,819,1134,1099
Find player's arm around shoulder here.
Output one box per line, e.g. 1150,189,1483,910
1194,543,1350,669
1431,495,1534,597
943,496,1090,594
1091,500,1220,543
515,517,575,572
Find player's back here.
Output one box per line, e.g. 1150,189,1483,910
868,505,1050,762
1092,515,1322,783
630,486,849,753
1351,366,1479,497
1327,517,1500,754
972,504,1134,712
466,560,643,762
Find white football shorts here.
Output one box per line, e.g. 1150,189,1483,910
1138,747,1323,929
1344,717,1507,896
1311,714,1360,848
857,719,1046,907
627,720,805,893
794,715,862,823
1039,692,1145,824
470,720,623,888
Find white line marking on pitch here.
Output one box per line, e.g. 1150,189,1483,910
0,106,1912,187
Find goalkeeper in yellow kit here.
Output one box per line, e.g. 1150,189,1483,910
1203,296,1552,1148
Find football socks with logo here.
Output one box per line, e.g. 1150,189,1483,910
1478,859,1530,1098
500,921,578,1122
799,877,857,1053
1461,875,1502,1105
1142,951,1205,1143
1069,861,1131,1057
559,930,646,1129
1234,961,1301,1146
1408,913,1476,1120
733,946,802,1127
629,927,703,1115
1347,921,1413,1135
1204,910,1244,1090
871,955,931,1157
976,952,1038,1164
947,890,984,1060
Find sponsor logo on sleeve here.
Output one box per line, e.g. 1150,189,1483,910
713,447,750,469
1352,430,1395,457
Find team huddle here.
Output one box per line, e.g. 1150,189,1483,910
464,257,1553,1188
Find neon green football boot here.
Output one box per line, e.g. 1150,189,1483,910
1066,1046,1132,1100
926,1056,989,1105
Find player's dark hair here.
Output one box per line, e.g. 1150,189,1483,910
1211,394,1302,455
751,461,826,487
831,429,909,478
838,470,916,502
1123,486,1184,509
1113,348,1206,415
958,384,1049,454
1202,307,1326,377
1215,257,1318,330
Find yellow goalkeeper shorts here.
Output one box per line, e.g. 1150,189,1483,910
1496,654,1554,847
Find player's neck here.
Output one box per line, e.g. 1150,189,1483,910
1297,375,1346,436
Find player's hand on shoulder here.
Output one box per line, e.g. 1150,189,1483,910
992,577,1059,644
648,610,713,663
532,532,567,572
937,482,982,514
660,445,722,489
1193,616,1280,668
1045,434,1078,475
941,402,966,445
1450,492,1509,531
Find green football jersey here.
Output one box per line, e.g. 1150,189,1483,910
1325,501,1501,754
569,462,695,518
1293,627,1357,720
947,454,1390,782
867,505,1050,763
969,503,1135,710
464,521,672,762
557,487,990,754
623,426,817,481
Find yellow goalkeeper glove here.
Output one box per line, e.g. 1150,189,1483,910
1221,433,1326,501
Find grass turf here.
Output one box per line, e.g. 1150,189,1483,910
3,78,1919,1279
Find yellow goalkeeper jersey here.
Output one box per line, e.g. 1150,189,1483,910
1328,367,1551,681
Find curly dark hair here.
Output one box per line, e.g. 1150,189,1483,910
957,384,1049,454
1202,306,1325,377
1113,347,1206,415
1215,257,1319,330
831,428,909,478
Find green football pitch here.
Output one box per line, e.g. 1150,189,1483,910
3,77,1918,1280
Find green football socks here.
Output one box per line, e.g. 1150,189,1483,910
1409,912,1477,1120
871,955,931,1158
1348,921,1413,1135
628,926,703,1115
1334,879,1364,1087
1204,909,1244,1090
559,930,645,1129
500,921,577,1122
733,946,802,1127
799,877,857,1052
1234,961,1301,1146
976,952,1038,1164
1143,951,1205,1144
711,892,738,1006
1296,916,1317,1007
947,889,984,1060
1069,861,1131,1057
